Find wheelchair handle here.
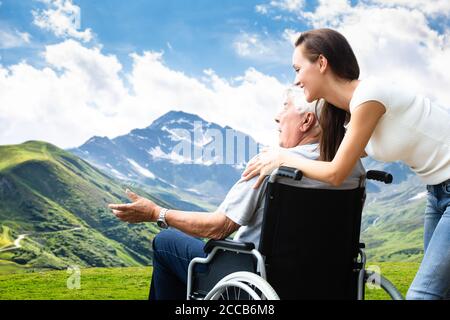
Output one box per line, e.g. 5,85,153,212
366,170,393,184
276,166,303,181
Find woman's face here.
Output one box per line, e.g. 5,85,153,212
292,45,322,103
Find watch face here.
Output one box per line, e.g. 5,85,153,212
157,220,168,229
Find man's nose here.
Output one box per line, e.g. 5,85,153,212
274,109,282,123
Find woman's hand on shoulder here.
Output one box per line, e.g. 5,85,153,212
242,147,287,189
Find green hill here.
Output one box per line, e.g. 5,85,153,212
360,178,426,262
0,141,175,272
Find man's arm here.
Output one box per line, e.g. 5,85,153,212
164,210,240,240
109,189,240,240
167,174,266,240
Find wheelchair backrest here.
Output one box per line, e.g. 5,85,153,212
259,179,366,300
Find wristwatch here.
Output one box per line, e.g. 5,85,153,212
157,208,169,229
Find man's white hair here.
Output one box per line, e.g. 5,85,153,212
285,87,324,125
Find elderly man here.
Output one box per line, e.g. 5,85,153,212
109,87,365,300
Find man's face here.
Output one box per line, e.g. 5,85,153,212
275,98,306,148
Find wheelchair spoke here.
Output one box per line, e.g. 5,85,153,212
250,283,256,300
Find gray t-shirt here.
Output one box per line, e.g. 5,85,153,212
217,143,366,250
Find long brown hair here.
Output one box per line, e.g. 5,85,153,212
295,29,359,161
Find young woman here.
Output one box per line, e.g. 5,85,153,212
242,28,450,300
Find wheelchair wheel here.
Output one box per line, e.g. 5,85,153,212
203,271,280,300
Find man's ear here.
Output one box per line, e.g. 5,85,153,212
299,113,314,132
318,54,328,74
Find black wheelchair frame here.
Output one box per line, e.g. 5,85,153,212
187,167,403,300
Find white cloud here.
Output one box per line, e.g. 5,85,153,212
0,40,285,149
255,4,269,15
371,0,450,18
282,28,301,46
256,0,450,107
44,39,127,115
128,50,285,147
234,32,272,58
308,1,450,106
32,0,93,42
301,0,352,27
8,0,447,154
256,0,305,15
233,31,294,64
271,0,305,13
0,40,131,148
0,28,31,49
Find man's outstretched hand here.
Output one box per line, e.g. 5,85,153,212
108,189,161,224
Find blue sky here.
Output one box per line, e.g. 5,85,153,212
0,0,311,80
0,0,449,148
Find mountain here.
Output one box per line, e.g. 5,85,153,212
70,110,428,262
69,111,262,205
0,112,427,272
0,141,178,271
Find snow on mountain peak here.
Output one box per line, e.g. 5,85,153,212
127,158,156,179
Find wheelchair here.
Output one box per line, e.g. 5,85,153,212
187,167,404,300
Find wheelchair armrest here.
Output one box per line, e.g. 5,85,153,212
276,166,303,180
269,166,303,183
204,239,255,254
366,170,393,184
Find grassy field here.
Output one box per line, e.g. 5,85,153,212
0,266,153,300
0,262,419,300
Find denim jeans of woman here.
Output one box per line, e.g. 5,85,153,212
406,179,450,300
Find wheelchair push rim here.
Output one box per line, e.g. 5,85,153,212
203,271,280,300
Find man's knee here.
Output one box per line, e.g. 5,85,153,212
152,229,177,253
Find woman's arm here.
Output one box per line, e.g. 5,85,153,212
282,101,385,186
243,101,385,188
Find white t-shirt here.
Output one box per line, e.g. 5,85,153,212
350,77,450,185
217,143,365,249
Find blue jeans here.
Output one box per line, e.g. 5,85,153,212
149,229,207,300
406,179,450,300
